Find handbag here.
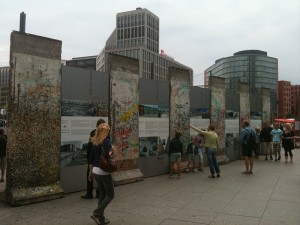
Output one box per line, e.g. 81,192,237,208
99,144,117,173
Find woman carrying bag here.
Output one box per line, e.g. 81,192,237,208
89,123,114,225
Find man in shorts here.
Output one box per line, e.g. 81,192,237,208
240,120,255,174
185,136,199,173
260,122,273,160
169,132,183,179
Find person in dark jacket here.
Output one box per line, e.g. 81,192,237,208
169,132,183,179
282,123,298,163
185,136,199,173
0,129,6,182
260,122,273,160
89,123,114,225
81,118,105,199
239,120,256,174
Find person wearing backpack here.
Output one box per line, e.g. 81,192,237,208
240,120,256,174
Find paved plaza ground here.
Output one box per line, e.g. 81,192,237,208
0,150,300,225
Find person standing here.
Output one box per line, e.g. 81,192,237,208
271,123,283,161
81,118,105,199
254,127,261,159
185,136,199,173
169,132,183,179
197,132,205,172
260,122,273,160
282,123,296,163
89,123,114,225
0,129,6,182
190,124,220,178
240,120,255,174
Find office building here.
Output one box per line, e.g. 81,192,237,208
0,67,10,109
97,8,193,84
204,50,278,112
278,81,291,117
66,56,97,70
291,84,300,117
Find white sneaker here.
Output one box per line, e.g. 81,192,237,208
185,169,190,173
194,169,198,173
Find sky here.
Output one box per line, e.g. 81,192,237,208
0,0,299,85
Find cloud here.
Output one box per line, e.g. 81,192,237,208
0,0,299,85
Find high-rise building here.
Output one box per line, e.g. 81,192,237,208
0,67,10,109
97,7,193,83
204,50,278,112
277,81,300,118
278,81,291,117
66,56,97,70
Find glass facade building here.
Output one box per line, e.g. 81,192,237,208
204,50,278,112
0,66,10,109
66,56,97,70
97,8,193,84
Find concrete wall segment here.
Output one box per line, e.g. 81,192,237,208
10,31,61,62
6,31,63,206
169,67,190,151
209,77,226,152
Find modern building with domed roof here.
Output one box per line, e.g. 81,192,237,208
204,50,278,112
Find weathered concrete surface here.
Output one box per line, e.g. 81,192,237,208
238,82,250,124
169,67,190,151
209,77,229,163
108,53,143,184
5,31,63,206
261,88,271,124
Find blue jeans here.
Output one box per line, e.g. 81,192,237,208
206,148,220,175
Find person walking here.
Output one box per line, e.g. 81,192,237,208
81,118,105,199
169,132,183,179
240,120,255,174
89,123,114,225
185,136,199,173
190,124,220,178
282,123,296,163
0,129,6,182
260,122,273,160
271,122,283,161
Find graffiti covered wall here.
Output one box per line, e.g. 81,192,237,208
239,82,250,125
209,77,226,152
262,88,271,124
110,70,139,162
108,54,142,184
7,31,63,205
169,67,190,151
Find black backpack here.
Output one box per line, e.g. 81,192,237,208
245,128,256,150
